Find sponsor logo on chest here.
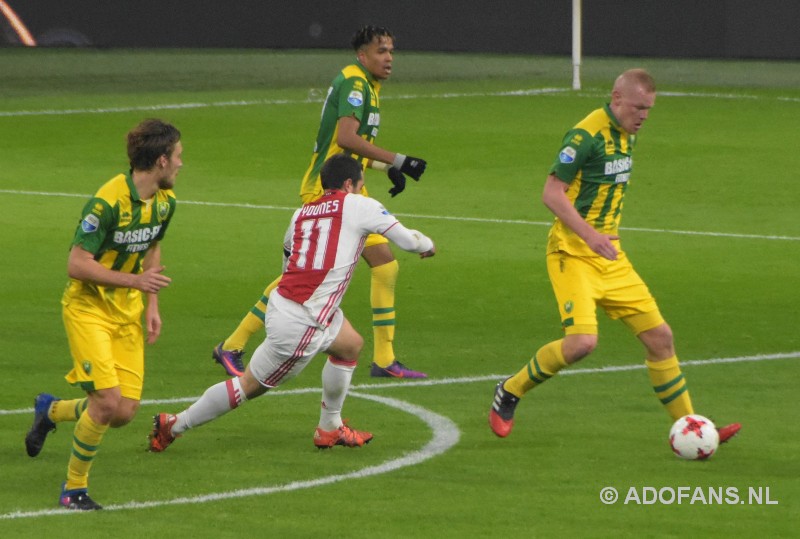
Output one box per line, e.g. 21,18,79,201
114,224,162,252
605,156,632,177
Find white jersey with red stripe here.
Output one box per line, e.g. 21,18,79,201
277,190,432,328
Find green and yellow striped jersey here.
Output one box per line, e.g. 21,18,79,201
61,173,176,323
546,103,636,257
300,61,382,200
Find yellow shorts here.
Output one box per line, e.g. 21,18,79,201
301,181,389,248
546,251,664,336
62,305,144,400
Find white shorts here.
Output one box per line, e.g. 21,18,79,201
248,291,343,388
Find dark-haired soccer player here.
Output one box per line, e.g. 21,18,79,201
149,154,435,453
488,70,741,448
212,25,430,380
25,118,181,510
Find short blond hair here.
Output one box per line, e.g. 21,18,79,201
614,69,656,93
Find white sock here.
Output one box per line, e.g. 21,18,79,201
318,359,355,431
173,378,248,435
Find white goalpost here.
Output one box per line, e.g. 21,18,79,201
572,0,582,90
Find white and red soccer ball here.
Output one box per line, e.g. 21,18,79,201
669,414,719,460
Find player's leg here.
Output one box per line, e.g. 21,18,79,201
489,253,600,437
60,388,112,511
502,335,592,395
26,306,98,457
212,275,282,377
25,394,87,457
151,337,297,451
150,294,313,452
319,314,362,431
151,368,266,450
626,315,695,421
315,312,372,448
362,237,427,379
56,308,132,510
63,317,146,509
622,307,740,443
603,255,695,422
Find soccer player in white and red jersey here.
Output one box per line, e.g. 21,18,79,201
149,154,435,452
213,25,430,380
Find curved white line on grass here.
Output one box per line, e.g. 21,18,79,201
0,391,460,520
2,189,799,242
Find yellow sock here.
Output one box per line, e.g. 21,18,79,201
223,276,281,351
49,398,88,423
646,356,694,420
504,340,567,397
370,260,398,368
65,411,109,491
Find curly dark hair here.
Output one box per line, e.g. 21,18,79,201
351,25,394,51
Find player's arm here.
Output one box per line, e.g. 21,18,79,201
337,115,395,164
382,222,436,259
542,174,619,260
67,244,172,293
141,242,164,344
336,115,426,196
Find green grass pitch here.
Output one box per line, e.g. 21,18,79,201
1,49,798,537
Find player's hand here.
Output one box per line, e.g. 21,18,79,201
419,244,436,258
145,310,162,344
587,233,620,261
394,154,427,181
136,265,172,293
387,166,406,197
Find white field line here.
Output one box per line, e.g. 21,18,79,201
0,351,795,519
1,87,797,118
0,88,569,117
0,392,459,520
2,189,799,242
2,350,797,417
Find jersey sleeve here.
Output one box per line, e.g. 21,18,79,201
71,196,114,254
383,222,434,254
353,195,433,253
282,208,302,272
548,128,594,184
336,76,369,123
352,195,399,236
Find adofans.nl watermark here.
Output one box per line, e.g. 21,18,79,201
600,486,779,505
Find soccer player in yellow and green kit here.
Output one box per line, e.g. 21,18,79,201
24,119,181,510
212,25,430,379
488,69,741,449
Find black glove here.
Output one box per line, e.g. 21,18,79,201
396,155,427,181
387,166,406,197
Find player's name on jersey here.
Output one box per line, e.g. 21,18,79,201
300,200,341,217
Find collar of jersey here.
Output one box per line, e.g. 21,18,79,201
354,60,382,92
125,172,143,202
